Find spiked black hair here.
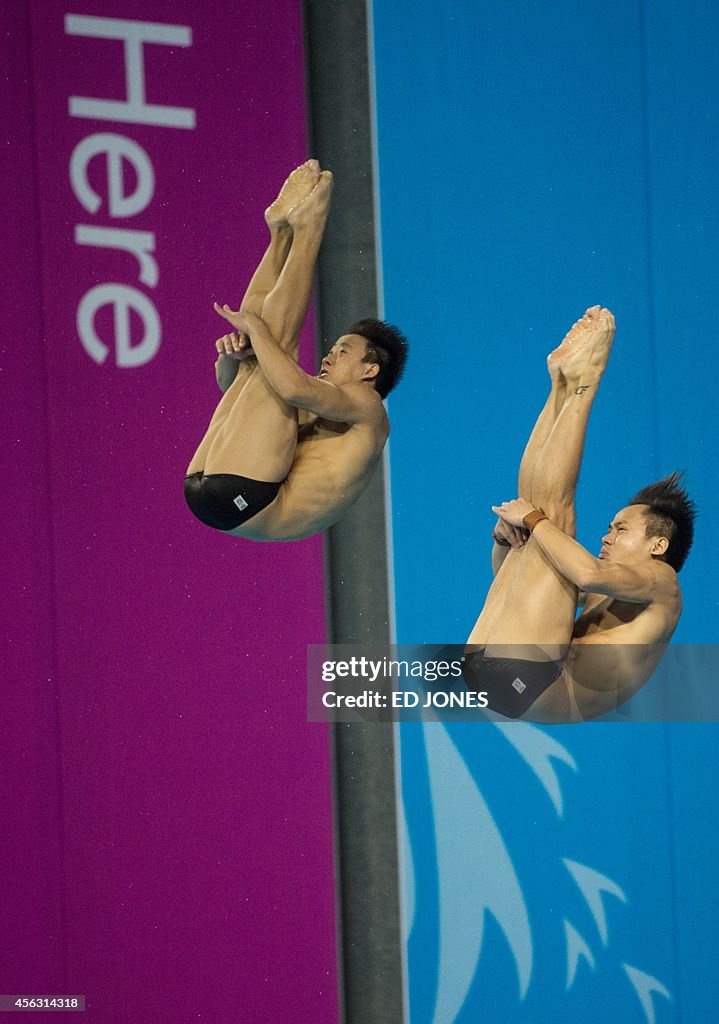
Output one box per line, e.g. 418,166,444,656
347,318,409,399
628,472,697,571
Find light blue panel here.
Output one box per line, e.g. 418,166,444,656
399,722,685,1024
372,0,719,1021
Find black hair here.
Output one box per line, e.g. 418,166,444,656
347,318,409,399
628,472,697,572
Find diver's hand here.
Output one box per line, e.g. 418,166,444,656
213,303,264,339
215,331,254,362
492,516,529,548
492,497,536,529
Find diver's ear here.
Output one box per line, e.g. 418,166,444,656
362,361,379,383
651,535,669,558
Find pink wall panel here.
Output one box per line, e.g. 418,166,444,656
2,3,336,1021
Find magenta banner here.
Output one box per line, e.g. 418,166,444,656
3,3,336,1022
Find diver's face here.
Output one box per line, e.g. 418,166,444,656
599,505,662,564
318,335,378,387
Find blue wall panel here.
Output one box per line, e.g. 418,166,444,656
372,1,719,1020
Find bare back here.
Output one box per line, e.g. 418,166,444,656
228,404,389,541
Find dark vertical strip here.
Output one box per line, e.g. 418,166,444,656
303,2,404,1023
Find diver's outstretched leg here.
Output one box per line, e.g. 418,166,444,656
197,171,333,483
467,307,615,651
211,158,321,394
186,161,322,474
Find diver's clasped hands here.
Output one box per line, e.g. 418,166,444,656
493,497,536,527
491,497,539,548
213,304,266,361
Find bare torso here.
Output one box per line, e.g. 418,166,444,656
227,410,389,541
530,583,682,721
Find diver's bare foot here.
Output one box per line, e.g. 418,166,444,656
286,170,333,230
264,159,321,229
547,305,615,380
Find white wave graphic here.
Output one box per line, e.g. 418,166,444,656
402,722,672,1021
563,919,596,990
563,859,627,946
494,722,577,818
424,721,532,1024
623,964,671,1024
398,794,416,942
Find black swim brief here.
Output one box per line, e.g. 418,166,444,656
461,648,565,719
184,472,280,531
